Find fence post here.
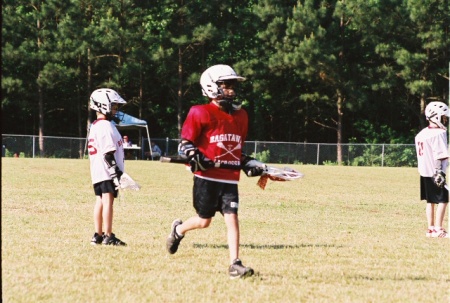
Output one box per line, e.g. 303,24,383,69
254,141,257,159
165,137,169,156
32,136,36,158
316,143,320,165
382,144,385,167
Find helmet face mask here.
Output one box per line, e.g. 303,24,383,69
216,80,242,112
90,88,127,119
425,101,450,130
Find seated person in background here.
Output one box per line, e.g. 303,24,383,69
123,135,132,147
145,141,162,160
123,136,133,160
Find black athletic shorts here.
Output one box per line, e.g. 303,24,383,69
93,180,118,198
420,176,448,203
193,177,239,218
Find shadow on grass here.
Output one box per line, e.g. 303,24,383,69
193,243,343,249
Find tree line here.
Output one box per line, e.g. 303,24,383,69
2,0,449,160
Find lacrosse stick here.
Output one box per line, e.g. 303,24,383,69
120,172,141,191
161,156,303,189
257,166,304,190
160,156,241,170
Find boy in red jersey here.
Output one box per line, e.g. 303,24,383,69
415,101,449,238
87,88,127,246
166,65,265,278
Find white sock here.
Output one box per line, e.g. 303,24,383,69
428,226,434,231
175,226,184,237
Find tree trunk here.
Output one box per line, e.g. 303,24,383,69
87,47,92,125
177,46,183,138
419,93,427,129
336,4,345,165
38,83,45,157
336,88,344,165
37,17,45,157
77,56,83,158
139,59,144,149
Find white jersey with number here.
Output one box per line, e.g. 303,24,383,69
415,127,449,177
88,119,125,184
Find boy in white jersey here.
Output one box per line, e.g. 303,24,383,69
415,101,449,238
166,65,266,279
87,88,127,245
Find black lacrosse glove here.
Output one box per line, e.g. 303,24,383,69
241,154,266,177
433,170,446,188
178,140,213,172
188,151,214,173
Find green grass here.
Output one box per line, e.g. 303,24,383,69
2,158,449,302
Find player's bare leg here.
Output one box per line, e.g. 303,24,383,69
102,192,114,235
224,213,239,263
224,213,254,279
432,203,449,238
166,216,212,254
101,192,126,245
94,196,103,235
426,203,435,227
91,196,104,245
179,216,212,232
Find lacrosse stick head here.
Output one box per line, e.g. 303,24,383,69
120,172,141,191
257,167,304,190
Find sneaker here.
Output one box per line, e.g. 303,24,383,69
426,229,434,238
166,219,184,254
102,233,127,246
229,259,254,279
90,233,104,245
431,228,449,238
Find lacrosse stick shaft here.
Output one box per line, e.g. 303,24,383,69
160,156,241,170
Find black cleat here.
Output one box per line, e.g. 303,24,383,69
229,259,254,279
102,233,127,246
166,219,184,254
90,233,104,245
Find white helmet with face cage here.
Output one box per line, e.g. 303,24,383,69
425,101,450,130
89,88,126,116
200,64,246,99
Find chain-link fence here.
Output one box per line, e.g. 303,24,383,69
2,135,86,159
3,134,417,167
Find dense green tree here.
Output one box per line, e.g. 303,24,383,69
2,0,449,155
342,0,449,142
2,0,76,155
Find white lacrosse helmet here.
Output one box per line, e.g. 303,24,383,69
89,88,126,116
425,101,450,129
200,64,246,99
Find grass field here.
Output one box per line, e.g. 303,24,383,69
2,158,449,302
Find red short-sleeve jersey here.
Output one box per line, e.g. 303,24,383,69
181,102,248,183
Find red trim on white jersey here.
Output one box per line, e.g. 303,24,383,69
181,102,248,183
415,127,449,177
88,119,125,184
